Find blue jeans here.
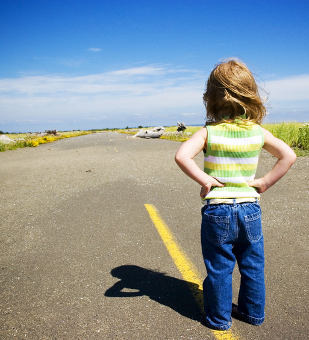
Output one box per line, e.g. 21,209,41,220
201,200,265,330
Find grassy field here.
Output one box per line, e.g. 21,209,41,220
262,122,309,151
0,131,93,152
1,123,309,156
119,122,309,156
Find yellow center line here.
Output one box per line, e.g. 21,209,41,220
144,204,241,340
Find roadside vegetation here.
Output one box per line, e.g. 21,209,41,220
262,122,309,153
0,130,93,152
118,122,309,156
1,123,309,156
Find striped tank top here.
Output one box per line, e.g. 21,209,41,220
203,121,264,199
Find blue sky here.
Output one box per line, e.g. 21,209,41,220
1,0,309,132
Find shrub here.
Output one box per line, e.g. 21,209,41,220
297,124,309,149
1,131,93,151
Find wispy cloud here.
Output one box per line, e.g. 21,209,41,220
1,66,308,131
0,65,203,96
0,65,206,130
262,75,309,122
264,74,309,101
88,48,102,52
182,112,197,116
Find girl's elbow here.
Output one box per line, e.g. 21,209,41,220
175,152,187,166
285,149,297,167
175,152,182,165
290,150,297,165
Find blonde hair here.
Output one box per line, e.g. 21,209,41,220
203,59,267,124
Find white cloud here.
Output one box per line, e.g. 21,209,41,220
264,75,309,101
1,66,309,131
0,65,206,131
88,48,102,52
261,75,309,122
0,65,202,97
182,112,196,116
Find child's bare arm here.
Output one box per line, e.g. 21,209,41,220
248,128,296,193
175,128,224,197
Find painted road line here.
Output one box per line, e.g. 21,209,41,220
144,203,204,308
144,204,241,340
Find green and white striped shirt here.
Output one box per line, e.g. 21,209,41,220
203,121,264,199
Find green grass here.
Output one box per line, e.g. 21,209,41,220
261,122,309,156
163,126,202,134
2,122,309,156
0,131,93,152
121,122,309,157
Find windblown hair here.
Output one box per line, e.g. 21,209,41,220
203,59,267,124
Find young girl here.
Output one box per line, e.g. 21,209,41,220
175,59,296,330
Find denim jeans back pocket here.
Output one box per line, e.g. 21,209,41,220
202,212,229,245
244,211,262,242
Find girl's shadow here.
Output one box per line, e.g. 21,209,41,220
105,265,204,322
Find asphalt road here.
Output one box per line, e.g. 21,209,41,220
1,132,308,340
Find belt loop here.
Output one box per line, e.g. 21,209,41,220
233,198,236,206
